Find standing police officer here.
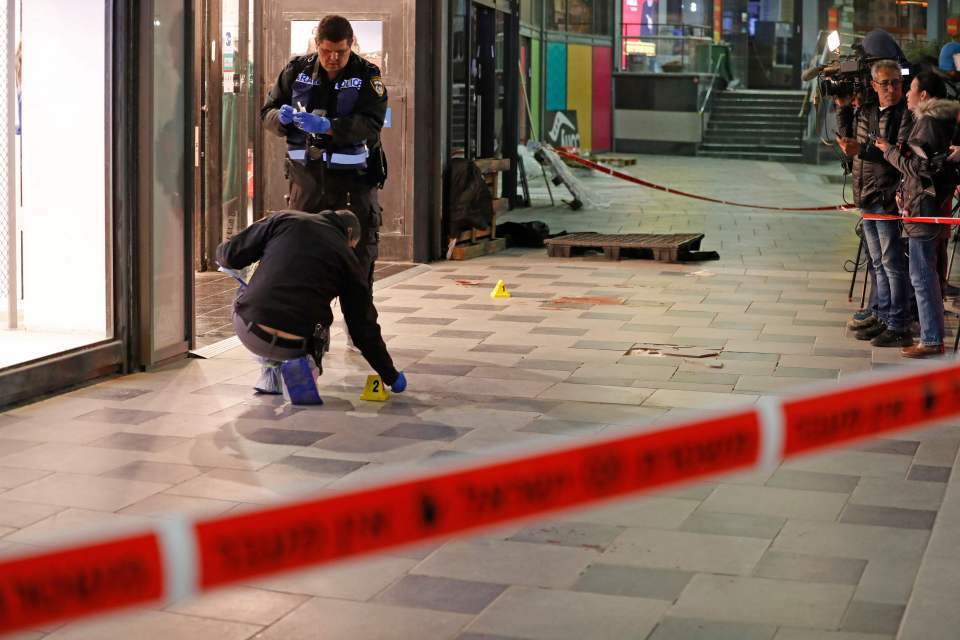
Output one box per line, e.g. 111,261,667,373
261,15,387,286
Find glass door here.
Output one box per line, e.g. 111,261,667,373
141,0,193,365
193,0,255,349
220,0,254,240
1,0,112,370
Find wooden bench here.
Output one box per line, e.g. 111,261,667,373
449,157,511,260
545,232,706,263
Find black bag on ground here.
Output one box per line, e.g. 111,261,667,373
448,159,494,237
496,221,551,247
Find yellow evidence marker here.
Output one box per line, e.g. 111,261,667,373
360,374,390,401
490,279,511,299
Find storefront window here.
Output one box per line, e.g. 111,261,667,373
853,0,926,39
0,0,112,370
520,0,544,27
449,0,471,157
565,0,613,34
621,0,713,73
567,0,593,32
548,0,567,30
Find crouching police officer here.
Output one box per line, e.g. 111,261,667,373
216,210,406,397
261,15,388,287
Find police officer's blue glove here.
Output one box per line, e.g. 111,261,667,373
278,104,295,125
390,371,407,393
293,111,331,134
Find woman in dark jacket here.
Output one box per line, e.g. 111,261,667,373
879,72,960,357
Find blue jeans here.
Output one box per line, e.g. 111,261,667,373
908,229,945,346
861,218,910,332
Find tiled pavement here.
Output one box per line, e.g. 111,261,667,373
3,155,960,638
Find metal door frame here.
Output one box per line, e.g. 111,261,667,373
137,0,195,364
202,0,222,270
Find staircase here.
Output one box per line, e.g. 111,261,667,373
698,90,807,162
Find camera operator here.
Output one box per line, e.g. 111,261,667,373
835,59,912,348
876,71,960,357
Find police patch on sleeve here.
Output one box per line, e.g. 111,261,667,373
371,76,385,97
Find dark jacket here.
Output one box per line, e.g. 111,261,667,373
216,211,398,385
261,52,387,183
884,98,960,237
837,99,908,212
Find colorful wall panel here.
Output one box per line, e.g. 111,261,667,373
567,43,593,150
531,38,542,141
592,46,612,151
545,42,567,112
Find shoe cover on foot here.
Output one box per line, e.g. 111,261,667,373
254,358,283,394
280,356,323,405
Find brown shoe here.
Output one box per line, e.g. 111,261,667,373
901,343,945,358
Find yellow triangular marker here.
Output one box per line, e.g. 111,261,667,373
360,374,390,401
490,279,511,299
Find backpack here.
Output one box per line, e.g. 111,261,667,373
496,221,551,247
447,159,494,236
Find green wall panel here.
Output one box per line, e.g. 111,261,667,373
531,38,541,140
545,41,567,112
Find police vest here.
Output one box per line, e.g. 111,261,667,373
286,69,369,170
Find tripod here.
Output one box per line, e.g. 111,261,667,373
848,221,869,309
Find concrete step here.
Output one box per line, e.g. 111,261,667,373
715,94,805,102
705,125,805,137
710,115,805,125
700,142,802,152
705,125,804,135
703,133,803,145
707,120,806,132
718,90,806,97
712,105,803,115
715,95,805,105
697,149,805,162
713,102,804,111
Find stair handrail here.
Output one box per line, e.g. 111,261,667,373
699,51,726,116
698,52,727,141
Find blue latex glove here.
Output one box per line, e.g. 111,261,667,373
216,265,247,290
293,111,331,134
278,104,295,125
391,371,407,393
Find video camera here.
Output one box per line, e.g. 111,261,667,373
817,47,872,98
805,29,910,101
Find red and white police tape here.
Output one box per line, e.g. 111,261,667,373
554,148,960,224
554,149,853,212
2,359,960,635
861,212,960,225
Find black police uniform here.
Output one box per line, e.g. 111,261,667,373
262,51,388,285
216,210,400,385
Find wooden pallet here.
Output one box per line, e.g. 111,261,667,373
545,233,705,263
591,153,637,167
449,237,507,261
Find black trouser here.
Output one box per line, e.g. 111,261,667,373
286,159,381,286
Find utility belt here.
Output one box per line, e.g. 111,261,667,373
287,139,386,187
287,139,369,170
237,313,309,350
238,312,331,375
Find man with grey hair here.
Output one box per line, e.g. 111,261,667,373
216,209,406,399
835,59,912,348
